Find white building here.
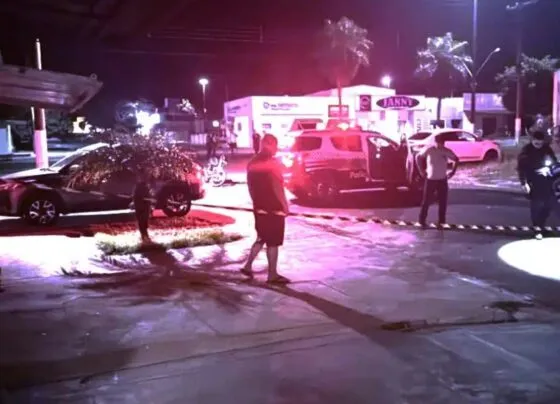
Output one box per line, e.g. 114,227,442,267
223,85,512,149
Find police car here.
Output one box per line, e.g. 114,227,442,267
277,126,421,201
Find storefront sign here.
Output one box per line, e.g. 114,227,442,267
262,101,299,112
328,104,350,118
376,96,420,110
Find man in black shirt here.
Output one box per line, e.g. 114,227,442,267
517,131,559,237
241,134,290,284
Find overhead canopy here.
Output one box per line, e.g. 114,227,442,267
0,64,103,112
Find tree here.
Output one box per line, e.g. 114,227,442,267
415,32,472,121
495,54,559,118
319,17,373,112
68,100,193,190
67,129,194,190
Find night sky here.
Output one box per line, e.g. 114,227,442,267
2,0,559,125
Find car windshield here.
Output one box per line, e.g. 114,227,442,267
409,132,432,140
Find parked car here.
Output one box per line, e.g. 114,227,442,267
408,128,502,163
0,143,205,226
276,127,422,201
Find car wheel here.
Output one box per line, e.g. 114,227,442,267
210,170,227,187
22,194,60,226
483,150,499,162
160,188,192,217
314,178,339,204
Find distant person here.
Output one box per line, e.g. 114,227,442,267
517,131,559,238
133,170,153,244
416,134,459,227
252,129,261,154
206,133,214,159
229,132,238,155
241,134,290,284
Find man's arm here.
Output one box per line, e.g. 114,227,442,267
271,161,289,213
415,147,428,177
446,148,459,178
544,145,558,163
517,146,530,185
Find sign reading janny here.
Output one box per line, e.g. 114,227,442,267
376,96,420,110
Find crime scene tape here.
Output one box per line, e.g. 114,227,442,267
23,183,560,234
192,202,560,234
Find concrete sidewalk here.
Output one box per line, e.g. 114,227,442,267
1,212,560,402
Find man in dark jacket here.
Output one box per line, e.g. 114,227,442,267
517,131,558,236
241,134,290,284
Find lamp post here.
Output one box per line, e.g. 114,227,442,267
470,0,479,131
198,77,209,117
506,0,541,144
466,47,501,132
33,38,48,168
381,75,392,88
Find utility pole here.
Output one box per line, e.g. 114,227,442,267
470,0,478,132
506,0,540,144
33,38,48,168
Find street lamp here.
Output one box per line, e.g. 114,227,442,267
380,75,392,88
198,77,209,116
467,45,501,132
506,0,541,144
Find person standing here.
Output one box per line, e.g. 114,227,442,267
133,170,153,244
517,131,559,238
241,134,290,284
416,135,459,227
252,129,261,155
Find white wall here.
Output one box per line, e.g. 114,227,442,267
223,96,253,148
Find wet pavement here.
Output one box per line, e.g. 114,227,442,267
1,186,560,403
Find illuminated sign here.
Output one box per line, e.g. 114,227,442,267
376,96,420,110
328,104,350,118
263,101,298,111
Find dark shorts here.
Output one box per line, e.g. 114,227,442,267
254,213,285,247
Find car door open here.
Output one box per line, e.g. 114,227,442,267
366,135,406,184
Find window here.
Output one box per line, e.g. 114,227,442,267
457,132,477,142
291,136,322,152
438,132,460,142
409,132,432,141
330,135,363,152
368,136,393,149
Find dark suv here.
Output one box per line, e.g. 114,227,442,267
0,143,205,225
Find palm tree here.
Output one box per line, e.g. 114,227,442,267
320,17,373,113
415,32,472,122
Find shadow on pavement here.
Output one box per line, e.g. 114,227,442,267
292,188,527,210
73,247,248,310
0,209,229,238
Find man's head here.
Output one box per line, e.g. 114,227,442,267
434,134,445,147
260,134,278,156
531,131,546,149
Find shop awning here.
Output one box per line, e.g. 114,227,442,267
0,64,103,112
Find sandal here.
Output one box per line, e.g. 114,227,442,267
267,275,290,284
240,267,254,278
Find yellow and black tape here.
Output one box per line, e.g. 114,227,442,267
24,183,560,234
192,202,560,234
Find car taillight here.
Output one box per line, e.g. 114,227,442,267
0,181,23,191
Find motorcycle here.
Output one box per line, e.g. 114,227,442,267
203,154,227,187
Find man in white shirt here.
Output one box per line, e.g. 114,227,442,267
415,134,459,226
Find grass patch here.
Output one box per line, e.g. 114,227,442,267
95,227,244,255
